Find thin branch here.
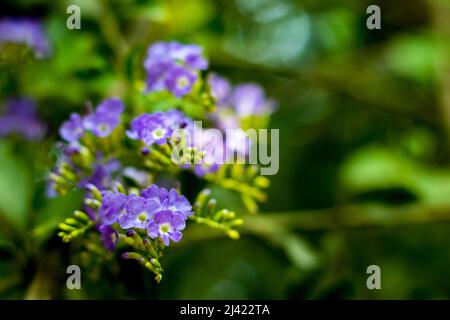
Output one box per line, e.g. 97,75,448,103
244,204,450,232
183,204,450,242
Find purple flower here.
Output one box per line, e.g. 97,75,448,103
127,112,172,145
194,163,220,177
165,109,191,129
208,73,277,131
182,125,224,176
147,210,186,246
144,42,207,97
162,188,194,218
99,225,118,251
145,60,174,92
60,113,84,142
80,159,121,220
118,194,160,229
146,42,208,70
94,184,192,247
98,191,127,225
127,110,192,146
127,114,149,140
0,98,46,140
212,109,240,130
141,184,169,203
168,42,208,70
0,18,51,58
165,66,197,98
229,84,276,116
79,160,121,191
96,97,124,115
208,73,232,107
83,98,124,138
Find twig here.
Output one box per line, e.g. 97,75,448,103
183,203,450,242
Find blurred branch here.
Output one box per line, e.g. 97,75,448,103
184,204,450,242
210,49,439,126
245,204,450,232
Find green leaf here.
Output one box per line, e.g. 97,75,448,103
270,233,319,271
339,146,415,193
339,145,450,205
385,34,446,82
0,142,34,229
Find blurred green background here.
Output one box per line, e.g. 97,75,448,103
1,0,450,299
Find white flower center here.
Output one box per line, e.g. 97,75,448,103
99,123,109,132
177,76,189,89
159,223,171,234
152,127,167,139
138,211,147,222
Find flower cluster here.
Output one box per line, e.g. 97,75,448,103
0,18,50,58
51,41,273,282
47,155,121,199
0,98,46,140
144,42,208,97
60,98,124,144
125,109,255,176
49,99,124,198
127,109,192,146
97,185,192,248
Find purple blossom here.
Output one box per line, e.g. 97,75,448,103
131,112,172,145
83,98,124,138
127,110,192,146
146,42,208,70
147,210,186,246
0,18,51,58
60,113,84,142
138,118,166,145
79,160,121,191
208,73,232,107
165,65,197,98
212,109,240,130
186,126,251,176
99,225,118,251
194,163,220,177
168,42,208,70
229,84,276,116
92,184,192,248
165,109,191,129
181,125,224,176
208,73,276,131
0,98,46,140
141,184,169,203
144,42,207,97
161,188,194,218
118,194,160,229
80,160,122,220
127,114,149,140
145,60,174,92
98,191,127,225
46,181,58,198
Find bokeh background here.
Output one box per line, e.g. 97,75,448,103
1,0,450,299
